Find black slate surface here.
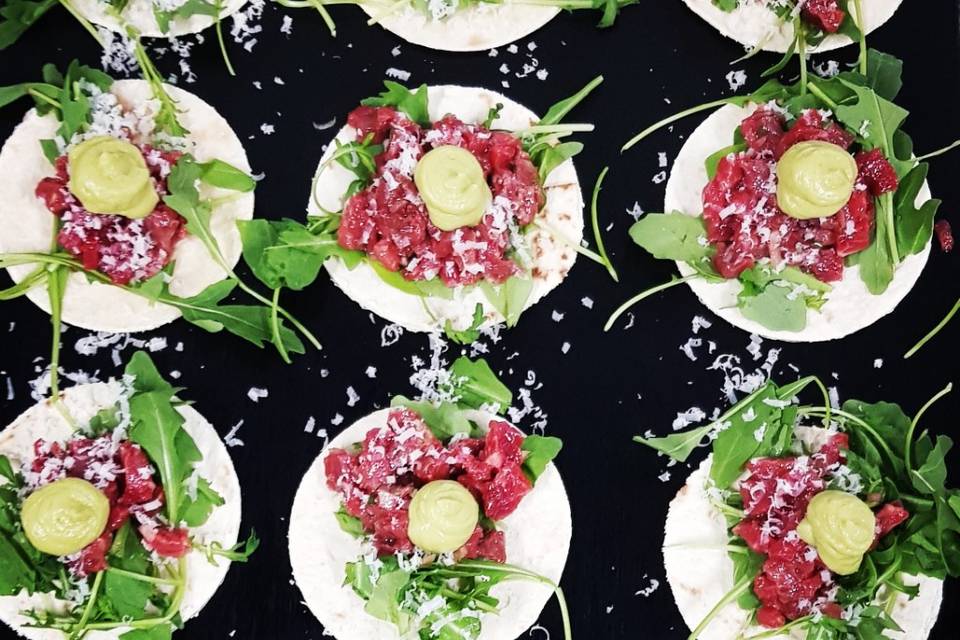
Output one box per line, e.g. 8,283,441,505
1,1,959,638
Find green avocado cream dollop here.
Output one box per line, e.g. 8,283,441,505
797,490,876,575
414,145,492,231
21,478,110,556
407,480,480,554
776,141,858,220
68,136,159,219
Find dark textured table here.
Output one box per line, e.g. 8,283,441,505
1,1,958,638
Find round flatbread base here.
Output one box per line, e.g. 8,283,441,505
664,434,943,639
288,408,572,640
0,381,242,639
312,85,584,333
359,4,559,52
71,0,250,38
681,0,903,53
0,79,254,333
664,103,931,342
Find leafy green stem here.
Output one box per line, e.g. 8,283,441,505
905,296,960,358
214,0,236,76
269,287,291,364
688,574,753,640
904,383,952,477
46,266,66,398
914,139,960,162
796,18,807,95
805,81,840,111
57,0,104,46
623,98,740,151
604,274,700,331
72,570,104,636
589,166,619,282
104,566,179,586
854,0,867,75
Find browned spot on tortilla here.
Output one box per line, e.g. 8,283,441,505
532,267,545,279
676,485,690,498
546,182,579,190
558,211,571,222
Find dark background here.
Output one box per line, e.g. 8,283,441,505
1,1,959,638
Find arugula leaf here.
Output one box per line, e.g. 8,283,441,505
710,384,786,488
862,48,903,101
391,395,472,441
595,0,638,28
104,570,153,620
834,78,911,178
196,159,255,192
479,276,532,328
450,357,512,412
238,219,327,291
361,81,430,127
634,424,714,463
0,80,57,110
537,141,583,184
166,280,306,355
0,533,35,596
911,436,951,496
128,389,198,525
730,545,763,609
521,435,562,483
0,0,56,50
181,477,225,528
629,213,712,262
444,303,484,346
119,625,173,640
851,226,894,295
364,569,412,627
893,163,940,257
335,508,364,538
738,282,808,332
539,76,603,126
481,103,503,129
705,142,747,179
368,260,454,300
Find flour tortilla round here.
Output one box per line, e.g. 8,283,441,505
663,103,931,342
0,381,242,639
70,0,249,38
360,3,559,52
681,0,902,53
663,426,943,640
0,79,254,333
288,408,572,640
312,85,584,333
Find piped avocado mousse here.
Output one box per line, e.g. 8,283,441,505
408,479,480,553
797,490,876,575
21,477,109,556
68,135,159,219
414,145,492,231
776,140,858,220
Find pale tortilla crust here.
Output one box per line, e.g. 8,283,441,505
663,426,943,640
0,79,254,333
359,3,559,52
313,85,584,333
0,381,242,639
71,0,250,38
681,0,903,53
663,103,931,343
288,408,572,640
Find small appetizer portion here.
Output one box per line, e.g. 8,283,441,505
0,61,318,376
289,357,571,640
0,351,256,639
638,376,957,639
278,0,635,52
682,0,900,55
610,50,943,342
242,79,613,337
0,0,248,46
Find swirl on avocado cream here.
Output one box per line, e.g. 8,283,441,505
414,145,492,231
797,490,876,575
776,141,858,220
20,477,110,556
407,479,480,553
68,136,159,219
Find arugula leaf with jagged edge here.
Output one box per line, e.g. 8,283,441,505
361,81,430,127
449,356,512,412
161,279,305,355
0,0,56,50
893,163,941,257
736,265,831,331
391,395,473,441
154,0,217,34
126,352,202,525
444,303,484,345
